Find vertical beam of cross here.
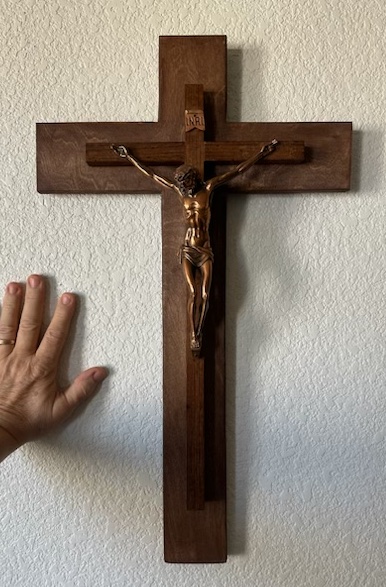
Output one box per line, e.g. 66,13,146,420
159,38,228,563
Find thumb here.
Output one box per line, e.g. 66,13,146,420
54,367,108,423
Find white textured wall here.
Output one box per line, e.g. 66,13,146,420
1,1,385,586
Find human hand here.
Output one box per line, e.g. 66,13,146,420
0,275,108,460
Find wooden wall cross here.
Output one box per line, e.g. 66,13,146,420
36,35,352,564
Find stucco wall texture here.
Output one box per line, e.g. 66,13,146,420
0,1,385,586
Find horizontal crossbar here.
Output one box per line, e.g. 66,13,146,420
86,141,305,166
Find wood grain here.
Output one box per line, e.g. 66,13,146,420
38,120,350,193
86,140,305,166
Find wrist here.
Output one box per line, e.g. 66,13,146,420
0,425,22,462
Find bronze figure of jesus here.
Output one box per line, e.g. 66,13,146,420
112,139,278,353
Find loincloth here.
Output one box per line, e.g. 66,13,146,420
179,244,214,268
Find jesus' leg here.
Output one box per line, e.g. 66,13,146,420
196,260,213,345
182,258,199,350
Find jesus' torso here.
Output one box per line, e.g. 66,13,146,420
182,188,211,248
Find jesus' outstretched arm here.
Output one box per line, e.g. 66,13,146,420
111,145,179,193
205,139,278,193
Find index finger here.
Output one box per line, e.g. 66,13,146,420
35,293,77,366
0,282,22,357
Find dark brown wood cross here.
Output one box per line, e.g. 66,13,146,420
36,36,352,564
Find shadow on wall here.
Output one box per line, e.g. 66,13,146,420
225,128,386,564
225,190,302,555
351,128,385,194
227,45,266,123
225,42,302,556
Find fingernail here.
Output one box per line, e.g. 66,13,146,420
61,294,72,305
92,369,108,383
28,275,41,288
7,283,20,295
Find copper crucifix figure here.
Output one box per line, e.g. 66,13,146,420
112,139,278,353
